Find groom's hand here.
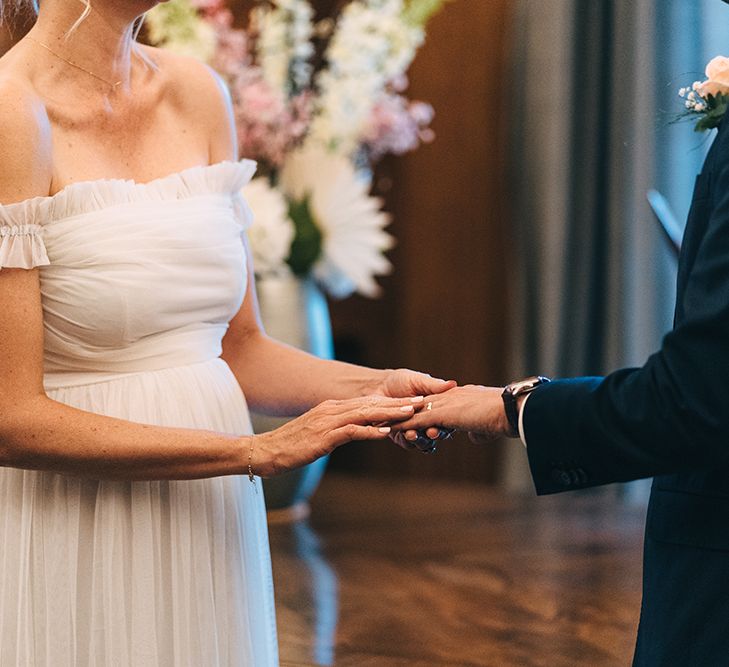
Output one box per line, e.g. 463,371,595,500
395,385,513,442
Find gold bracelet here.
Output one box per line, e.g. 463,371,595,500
247,438,256,484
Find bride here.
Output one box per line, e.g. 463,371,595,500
0,0,453,664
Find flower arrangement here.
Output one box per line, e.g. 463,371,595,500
145,0,447,298
678,56,729,132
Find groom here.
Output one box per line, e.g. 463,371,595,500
398,66,729,667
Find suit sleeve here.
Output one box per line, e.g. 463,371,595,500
524,133,729,495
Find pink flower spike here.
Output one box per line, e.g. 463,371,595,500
362,93,436,160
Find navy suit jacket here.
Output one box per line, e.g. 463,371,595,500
523,119,729,665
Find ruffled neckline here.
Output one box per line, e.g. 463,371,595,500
0,159,257,227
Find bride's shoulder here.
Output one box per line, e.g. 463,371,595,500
141,44,231,110
0,48,46,117
0,64,53,203
141,44,235,159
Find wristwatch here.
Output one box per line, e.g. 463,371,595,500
501,376,551,437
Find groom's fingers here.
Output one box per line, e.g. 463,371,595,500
398,409,445,432
404,427,452,442
407,427,443,440
389,431,419,451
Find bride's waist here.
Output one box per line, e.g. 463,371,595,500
43,329,229,390
43,356,234,391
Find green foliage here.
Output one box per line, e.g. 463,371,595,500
694,93,729,132
402,0,452,27
286,197,323,276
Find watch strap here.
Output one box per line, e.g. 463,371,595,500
502,388,520,437
501,376,551,437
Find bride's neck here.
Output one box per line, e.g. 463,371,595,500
28,0,153,93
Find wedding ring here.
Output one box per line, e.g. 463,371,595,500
426,402,433,411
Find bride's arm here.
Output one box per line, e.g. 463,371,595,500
221,243,456,417
222,257,391,416
204,68,453,415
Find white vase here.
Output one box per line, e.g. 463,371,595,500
251,272,334,518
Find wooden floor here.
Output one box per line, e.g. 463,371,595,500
269,474,646,667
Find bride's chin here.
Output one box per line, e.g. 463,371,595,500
128,0,168,15
142,0,169,12
143,0,170,8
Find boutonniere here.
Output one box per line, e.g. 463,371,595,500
679,56,729,132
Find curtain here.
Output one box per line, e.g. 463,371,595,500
655,0,729,223
501,0,728,491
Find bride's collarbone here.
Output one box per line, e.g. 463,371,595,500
44,74,165,130
45,95,210,189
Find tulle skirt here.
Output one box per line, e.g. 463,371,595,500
0,358,278,666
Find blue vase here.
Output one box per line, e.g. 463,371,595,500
251,273,334,517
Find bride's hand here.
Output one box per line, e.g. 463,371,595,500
375,368,456,402
251,395,425,477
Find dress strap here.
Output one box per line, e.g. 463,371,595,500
0,222,50,270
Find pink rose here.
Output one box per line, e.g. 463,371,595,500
698,56,729,98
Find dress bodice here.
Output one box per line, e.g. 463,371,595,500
0,160,257,388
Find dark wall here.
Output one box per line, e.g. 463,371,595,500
321,0,515,482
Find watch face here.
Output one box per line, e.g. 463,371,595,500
508,376,550,396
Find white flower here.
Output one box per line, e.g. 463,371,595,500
693,81,702,91
695,102,707,112
686,100,694,109
253,0,314,97
244,178,296,277
280,145,394,298
308,0,425,155
688,91,697,102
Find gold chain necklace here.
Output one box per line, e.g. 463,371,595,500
26,35,122,90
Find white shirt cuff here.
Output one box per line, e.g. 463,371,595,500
518,392,532,447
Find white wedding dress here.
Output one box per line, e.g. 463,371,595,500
0,160,278,666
